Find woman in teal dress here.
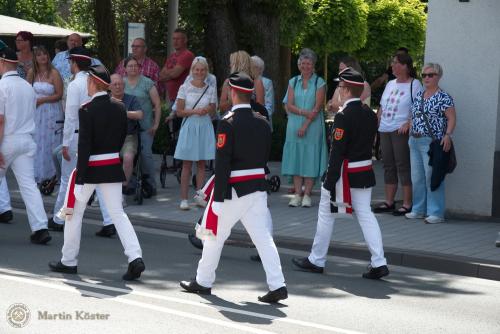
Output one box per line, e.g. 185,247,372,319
282,48,328,208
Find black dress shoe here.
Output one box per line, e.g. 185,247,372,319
30,229,52,244
258,286,288,303
292,257,324,273
95,224,117,238
362,265,389,279
122,258,145,281
48,217,64,232
188,233,204,250
250,254,261,262
180,280,211,295
48,260,77,274
0,210,13,223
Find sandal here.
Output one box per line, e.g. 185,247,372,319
392,205,412,216
373,202,395,213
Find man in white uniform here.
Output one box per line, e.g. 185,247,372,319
49,47,113,232
0,47,51,244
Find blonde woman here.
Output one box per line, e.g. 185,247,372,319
219,50,265,114
174,57,217,210
27,46,64,183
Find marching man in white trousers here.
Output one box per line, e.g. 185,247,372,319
180,72,287,303
49,64,145,280
292,68,389,279
0,47,51,244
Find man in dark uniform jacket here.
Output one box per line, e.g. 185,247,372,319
49,65,145,281
181,72,287,303
292,67,389,279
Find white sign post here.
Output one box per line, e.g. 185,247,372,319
126,22,145,56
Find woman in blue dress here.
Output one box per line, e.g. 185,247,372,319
174,57,217,210
282,48,328,208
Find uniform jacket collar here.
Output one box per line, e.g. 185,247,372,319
231,103,251,112
89,91,108,101
341,98,361,110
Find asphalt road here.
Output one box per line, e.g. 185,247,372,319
1,208,499,334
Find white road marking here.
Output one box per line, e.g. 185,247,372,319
0,268,366,334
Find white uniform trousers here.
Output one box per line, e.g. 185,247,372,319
0,135,47,231
61,182,142,266
309,186,387,268
52,137,112,226
0,176,11,213
53,138,78,224
196,190,285,291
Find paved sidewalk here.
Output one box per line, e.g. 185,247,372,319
4,157,500,281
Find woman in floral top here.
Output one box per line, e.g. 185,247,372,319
406,63,456,224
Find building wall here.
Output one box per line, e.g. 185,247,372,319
425,0,500,216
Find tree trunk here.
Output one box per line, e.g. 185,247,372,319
204,4,238,91
93,0,120,71
278,46,291,116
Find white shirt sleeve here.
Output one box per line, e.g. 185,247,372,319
62,83,78,146
0,87,6,116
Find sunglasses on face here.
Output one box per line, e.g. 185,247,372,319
421,73,437,78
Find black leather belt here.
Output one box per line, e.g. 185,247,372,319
411,133,425,138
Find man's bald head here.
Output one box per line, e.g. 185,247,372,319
67,33,83,50
110,74,125,98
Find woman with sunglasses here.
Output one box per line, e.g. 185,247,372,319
406,63,456,224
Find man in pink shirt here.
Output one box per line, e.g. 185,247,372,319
115,38,161,95
159,28,194,103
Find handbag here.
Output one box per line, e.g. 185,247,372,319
180,84,210,128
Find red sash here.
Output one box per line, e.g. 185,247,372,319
196,169,265,239
56,153,121,220
331,160,372,216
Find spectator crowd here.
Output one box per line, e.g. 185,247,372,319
0,27,466,244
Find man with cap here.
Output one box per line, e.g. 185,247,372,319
180,72,287,303
0,47,51,243
49,65,145,280
292,67,390,279
49,47,114,233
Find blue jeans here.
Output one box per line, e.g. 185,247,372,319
408,136,445,218
140,131,156,190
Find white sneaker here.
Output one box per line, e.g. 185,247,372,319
301,195,312,207
122,195,128,208
288,194,302,207
424,215,444,224
405,212,425,219
180,200,190,210
193,190,207,208
90,196,99,207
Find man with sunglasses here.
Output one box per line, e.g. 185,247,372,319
292,67,389,279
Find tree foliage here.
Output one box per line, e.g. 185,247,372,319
300,0,369,54
0,0,61,25
355,0,427,61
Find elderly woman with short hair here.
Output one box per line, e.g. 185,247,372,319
406,63,456,224
251,55,274,124
282,48,328,208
